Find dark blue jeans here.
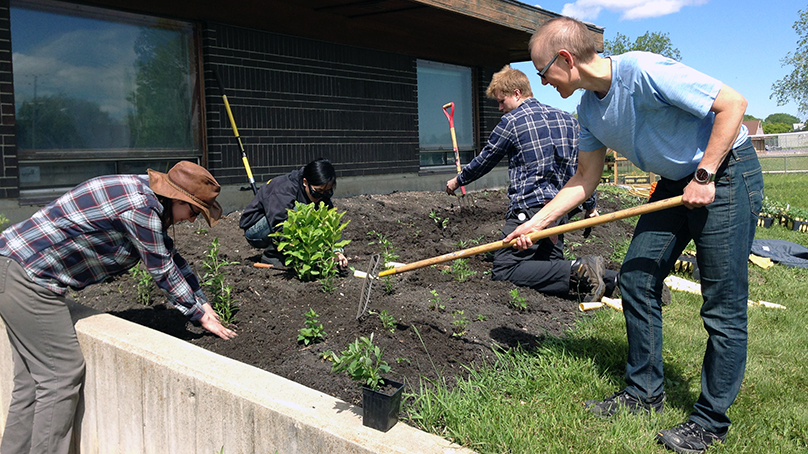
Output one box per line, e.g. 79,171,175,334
620,139,762,434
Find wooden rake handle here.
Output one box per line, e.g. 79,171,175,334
377,195,683,277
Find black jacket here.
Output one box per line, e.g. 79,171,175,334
238,168,334,232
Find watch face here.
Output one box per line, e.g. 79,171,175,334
695,168,710,182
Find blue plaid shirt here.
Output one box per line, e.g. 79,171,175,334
457,97,596,215
0,175,207,320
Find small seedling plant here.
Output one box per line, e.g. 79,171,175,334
130,261,154,305
451,310,469,337
370,309,397,333
202,237,239,325
323,333,391,391
298,308,327,345
440,258,477,282
509,288,527,311
270,201,351,284
429,209,449,229
368,230,399,294
428,290,445,311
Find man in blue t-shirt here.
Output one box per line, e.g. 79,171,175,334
508,16,763,454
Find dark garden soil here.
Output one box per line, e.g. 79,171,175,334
73,188,634,408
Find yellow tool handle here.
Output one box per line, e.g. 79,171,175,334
378,195,684,277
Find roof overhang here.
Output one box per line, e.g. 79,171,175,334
84,0,603,67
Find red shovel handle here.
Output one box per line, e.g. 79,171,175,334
442,102,455,129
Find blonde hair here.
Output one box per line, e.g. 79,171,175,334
530,16,598,64
485,65,533,99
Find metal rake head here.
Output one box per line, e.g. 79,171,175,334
356,254,381,320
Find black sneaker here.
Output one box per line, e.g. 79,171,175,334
584,390,665,417
657,420,726,453
571,256,606,302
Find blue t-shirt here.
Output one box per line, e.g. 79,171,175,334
577,52,747,180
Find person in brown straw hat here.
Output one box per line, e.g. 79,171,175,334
0,160,236,454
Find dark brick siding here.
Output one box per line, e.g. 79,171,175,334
0,0,18,198
202,23,421,185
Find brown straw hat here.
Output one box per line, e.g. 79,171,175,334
148,161,223,227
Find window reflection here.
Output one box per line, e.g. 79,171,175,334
417,59,474,167
10,0,200,190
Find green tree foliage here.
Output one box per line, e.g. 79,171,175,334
127,28,194,149
772,7,808,117
15,95,116,150
765,113,799,126
763,123,793,134
743,114,761,122
602,31,681,61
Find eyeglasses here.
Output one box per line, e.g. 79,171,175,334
187,202,201,218
537,53,560,80
308,182,334,199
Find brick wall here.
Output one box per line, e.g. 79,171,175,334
201,23,420,185
0,0,17,198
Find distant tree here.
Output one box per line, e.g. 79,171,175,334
765,113,799,125
743,114,760,122
763,123,792,134
15,95,116,150
771,7,808,117
603,31,682,61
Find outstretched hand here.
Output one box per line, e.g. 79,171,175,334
200,303,238,340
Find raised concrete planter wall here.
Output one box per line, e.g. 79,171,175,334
0,302,475,454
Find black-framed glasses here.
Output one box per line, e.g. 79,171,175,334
187,202,201,218
308,181,334,199
537,52,560,80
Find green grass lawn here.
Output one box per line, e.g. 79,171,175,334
406,173,808,454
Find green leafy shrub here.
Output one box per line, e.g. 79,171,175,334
271,202,351,282
298,308,327,345
323,333,391,391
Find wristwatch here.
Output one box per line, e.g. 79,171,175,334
693,168,715,184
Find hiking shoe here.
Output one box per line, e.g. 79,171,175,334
584,390,665,417
571,256,606,302
604,269,620,298
657,420,726,454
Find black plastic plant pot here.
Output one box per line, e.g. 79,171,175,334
793,220,808,232
362,379,404,432
758,216,774,228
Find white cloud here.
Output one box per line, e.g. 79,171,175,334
560,0,707,21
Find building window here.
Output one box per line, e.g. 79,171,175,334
10,0,201,199
416,59,475,168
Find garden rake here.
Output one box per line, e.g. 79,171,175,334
355,196,684,318
442,102,469,209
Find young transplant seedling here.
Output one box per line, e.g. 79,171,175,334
202,237,239,325
298,308,327,346
324,333,391,391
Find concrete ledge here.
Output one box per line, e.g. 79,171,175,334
1,303,476,454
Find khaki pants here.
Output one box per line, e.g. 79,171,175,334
0,257,85,454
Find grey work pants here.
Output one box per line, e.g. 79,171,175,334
0,257,85,454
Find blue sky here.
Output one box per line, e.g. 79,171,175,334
512,0,806,122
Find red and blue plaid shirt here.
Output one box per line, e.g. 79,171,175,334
0,174,207,320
